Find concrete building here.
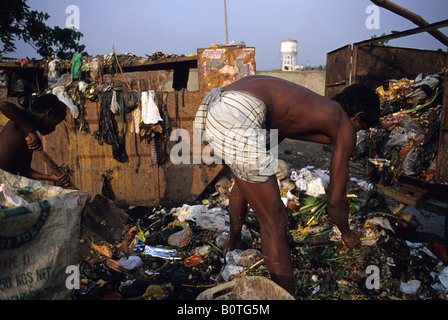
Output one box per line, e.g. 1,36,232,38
280,39,298,71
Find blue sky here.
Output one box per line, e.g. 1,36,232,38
11,0,448,70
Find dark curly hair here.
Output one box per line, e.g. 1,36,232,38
31,94,67,119
331,84,380,127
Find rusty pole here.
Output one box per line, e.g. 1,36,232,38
224,0,229,43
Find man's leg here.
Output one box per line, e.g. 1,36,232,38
228,181,248,251
232,175,295,295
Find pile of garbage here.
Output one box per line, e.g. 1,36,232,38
75,160,448,300
368,72,445,185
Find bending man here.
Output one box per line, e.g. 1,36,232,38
194,75,380,294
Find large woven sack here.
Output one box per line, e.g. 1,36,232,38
0,169,90,300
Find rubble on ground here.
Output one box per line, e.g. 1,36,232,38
75,159,448,300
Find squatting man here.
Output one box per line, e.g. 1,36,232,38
194,75,380,294
0,95,70,186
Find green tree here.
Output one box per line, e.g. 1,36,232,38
0,0,86,59
370,33,390,47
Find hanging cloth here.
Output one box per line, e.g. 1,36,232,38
141,91,163,124
98,92,128,162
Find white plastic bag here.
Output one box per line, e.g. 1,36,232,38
117,256,143,270
0,183,29,208
141,91,162,124
47,59,60,84
172,204,208,222
52,86,79,118
195,209,229,231
48,73,72,90
110,90,119,114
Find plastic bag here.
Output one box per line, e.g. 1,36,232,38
167,226,191,248
0,183,29,208
141,91,162,124
237,249,263,267
291,167,328,197
52,86,79,118
306,177,326,197
48,74,72,91
402,147,419,175
48,59,60,84
90,58,100,81
78,81,88,92
172,204,208,222
221,264,245,282
387,119,422,147
400,279,421,294
195,209,229,231
70,53,82,80
117,256,143,270
110,90,119,114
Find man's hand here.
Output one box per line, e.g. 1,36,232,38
52,174,70,187
341,229,360,248
25,132,43,151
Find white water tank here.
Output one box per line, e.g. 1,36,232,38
280,39,298,71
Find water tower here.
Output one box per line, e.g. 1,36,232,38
281,39,298,71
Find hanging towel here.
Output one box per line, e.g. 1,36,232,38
141,91,162,124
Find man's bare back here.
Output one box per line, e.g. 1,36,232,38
223,75,351,144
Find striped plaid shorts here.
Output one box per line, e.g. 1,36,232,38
194,87,278,183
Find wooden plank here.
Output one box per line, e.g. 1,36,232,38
353,19,448,47
376,184,447,216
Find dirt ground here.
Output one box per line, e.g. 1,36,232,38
278,139,331,170
278,138,367,179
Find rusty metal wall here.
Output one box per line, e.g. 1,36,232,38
324,45,352,99
0,46,256,208
352,45,446,89
325,45,446,98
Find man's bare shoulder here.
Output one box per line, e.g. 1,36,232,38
0,121,28,154
0,120,27,138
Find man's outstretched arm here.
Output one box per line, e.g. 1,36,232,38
326,117,360,248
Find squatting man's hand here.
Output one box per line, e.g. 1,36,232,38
341,229,361,248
